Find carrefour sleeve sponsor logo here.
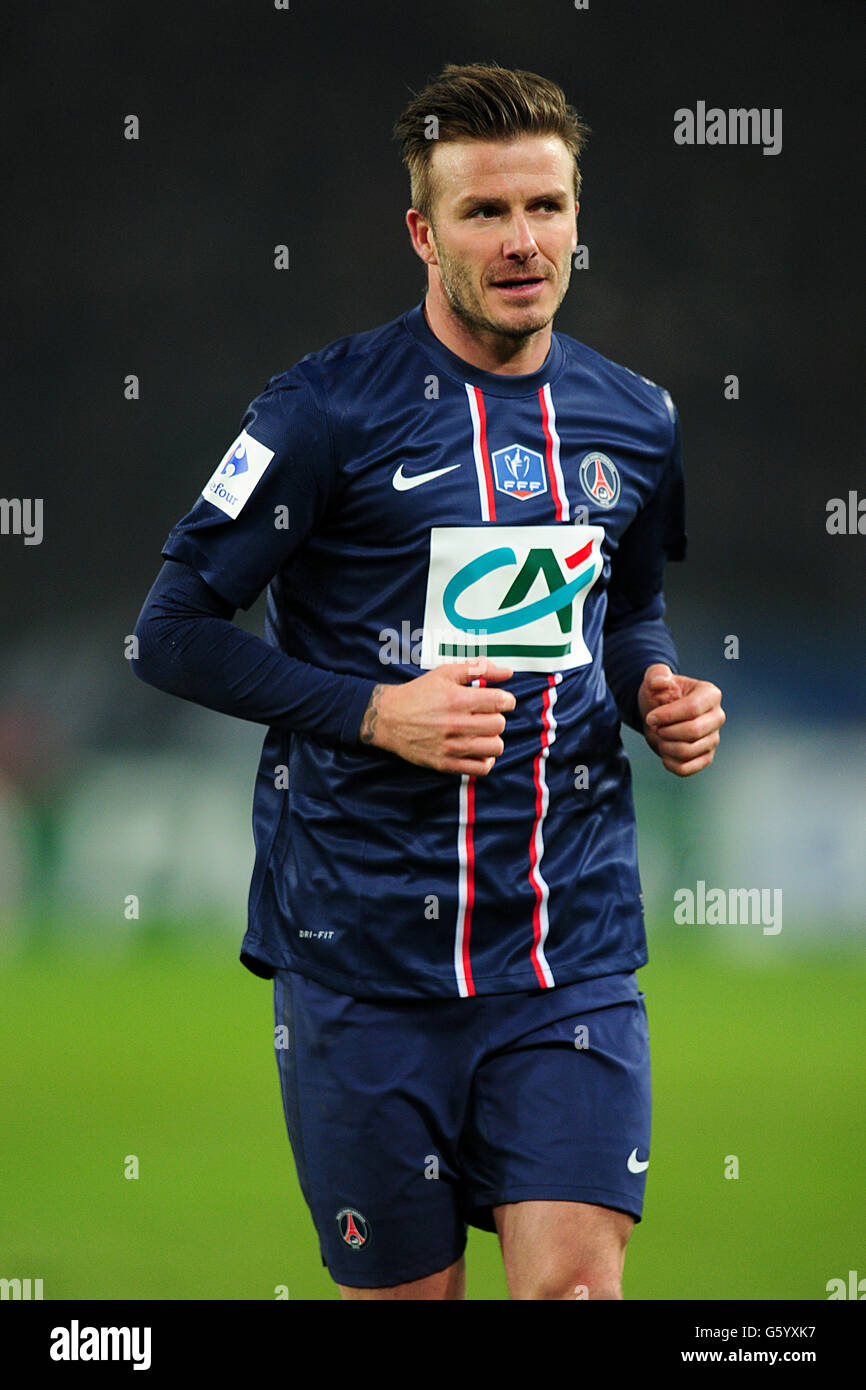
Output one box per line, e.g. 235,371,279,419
201,430,276,519
421,525,605,673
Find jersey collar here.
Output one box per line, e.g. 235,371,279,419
403,300,565,398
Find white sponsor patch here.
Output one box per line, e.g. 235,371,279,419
420,524,604,673
201,430,275,519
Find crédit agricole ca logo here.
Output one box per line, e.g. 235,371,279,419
421,525,605,673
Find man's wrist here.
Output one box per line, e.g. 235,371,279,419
359,682,389,747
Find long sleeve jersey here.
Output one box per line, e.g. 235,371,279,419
133,302,686,998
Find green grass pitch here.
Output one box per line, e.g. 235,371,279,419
2,927,863,1300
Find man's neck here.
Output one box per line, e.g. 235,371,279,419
423,295,553,376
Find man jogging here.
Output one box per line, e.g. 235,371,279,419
132,61,724,1300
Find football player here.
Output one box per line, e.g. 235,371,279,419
132,62,724,1300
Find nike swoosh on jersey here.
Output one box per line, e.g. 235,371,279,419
627,1148,650,1173
392,463,461,491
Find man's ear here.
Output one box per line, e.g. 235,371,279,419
406,208,438,266
572,201,580,252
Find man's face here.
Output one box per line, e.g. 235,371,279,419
422,135,579,342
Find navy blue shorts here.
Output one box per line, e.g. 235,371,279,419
272,968,651,1289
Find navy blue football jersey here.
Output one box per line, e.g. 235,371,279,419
161,302,686,998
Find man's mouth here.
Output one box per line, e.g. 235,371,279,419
489,276,547,296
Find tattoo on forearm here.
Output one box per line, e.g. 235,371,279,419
360,683,385,744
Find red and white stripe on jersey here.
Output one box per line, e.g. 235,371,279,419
465,384,497,521
465,381,570,521
452,675,565,996
454,770,477,998
454,673,485,998
538,383,569,521
453,386,572,995
527,673,562,988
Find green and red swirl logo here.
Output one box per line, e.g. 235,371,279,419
439,537,598,659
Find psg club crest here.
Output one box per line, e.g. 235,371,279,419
492,443,547,501
579,452,620,509
336,1207,371,1250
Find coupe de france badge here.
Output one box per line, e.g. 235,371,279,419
421,524,605,673
492,443,547,501
202,430,275,519
579,452,620,509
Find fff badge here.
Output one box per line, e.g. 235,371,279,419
420,524,605,673
492,443,547,501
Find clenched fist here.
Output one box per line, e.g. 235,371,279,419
359,657,516,776
638,664,725,776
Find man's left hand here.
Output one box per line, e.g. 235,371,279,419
637,664,725,776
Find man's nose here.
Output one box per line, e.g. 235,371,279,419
501,213,538,259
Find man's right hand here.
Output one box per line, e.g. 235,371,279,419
358,657,516,777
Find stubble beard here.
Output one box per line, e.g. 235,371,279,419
434,239,573,344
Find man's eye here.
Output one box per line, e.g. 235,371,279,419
468,202,561,218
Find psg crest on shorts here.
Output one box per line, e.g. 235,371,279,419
492,443,547,500
579,452,620,509
336,1207,370,1250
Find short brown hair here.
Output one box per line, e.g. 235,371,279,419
393,62,589,220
